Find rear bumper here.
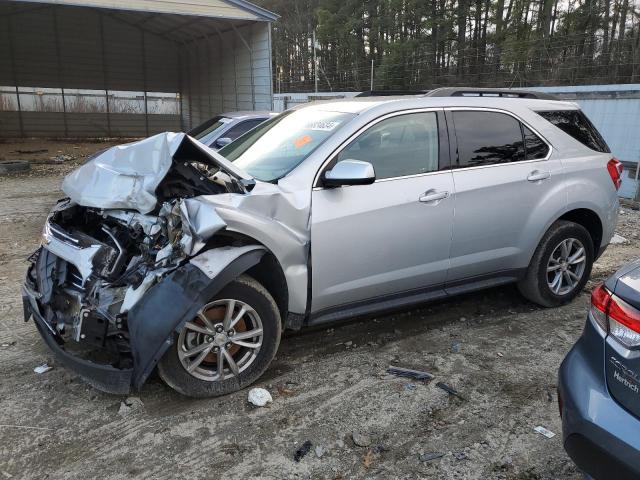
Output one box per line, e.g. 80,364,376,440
558,317,640,480
22,283,133,395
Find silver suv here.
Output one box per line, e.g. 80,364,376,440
23,88,621,397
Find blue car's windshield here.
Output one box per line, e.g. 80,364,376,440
219,110,356,182
188,115,230,140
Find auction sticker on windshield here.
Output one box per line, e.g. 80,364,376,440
305,120,341,131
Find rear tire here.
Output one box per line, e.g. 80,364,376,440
518,220,594,307
157,275,281,398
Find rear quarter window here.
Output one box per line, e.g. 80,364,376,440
537,110,610,153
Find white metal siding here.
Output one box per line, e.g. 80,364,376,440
180,22,273,130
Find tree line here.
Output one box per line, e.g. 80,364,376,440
254,0,640,92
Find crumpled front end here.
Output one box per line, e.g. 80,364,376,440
23,198,267,394
23,132,311,394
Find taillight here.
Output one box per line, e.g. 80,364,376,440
590,284,610,331
590,283,640,348
607,158,623,190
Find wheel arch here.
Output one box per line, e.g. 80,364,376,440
557,208,603,255
127,245,267,390
245,250,289,326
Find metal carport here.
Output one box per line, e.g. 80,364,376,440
0,0,277,137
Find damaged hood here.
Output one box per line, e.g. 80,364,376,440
62,132,253,214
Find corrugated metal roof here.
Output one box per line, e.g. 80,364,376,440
9,0,277,21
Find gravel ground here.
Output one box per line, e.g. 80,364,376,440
1,140,639,480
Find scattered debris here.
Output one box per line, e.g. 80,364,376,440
248,388,273,407
315,445,325,458
1,341,16,348
419,452,444,463
372,444,388,454
436,382,465,400
611,233,628,244
497,352,504,357
404,383,418,391
387,366,435,382
352,431,372,447
50,154,73,163
344,341,353,347
533,426,556,438
118,396,144,417
117,403,131,417
33,363,52,374
277,385,296,397
362,449,374,469
453,451,468,460
451,341,461,353
293,440,313,462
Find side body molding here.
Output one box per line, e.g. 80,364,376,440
128,245,265,389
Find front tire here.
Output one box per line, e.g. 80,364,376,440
518,220,594,307
157,275,281,398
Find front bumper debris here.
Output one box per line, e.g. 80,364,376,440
24,240,266,394
23,283,133,395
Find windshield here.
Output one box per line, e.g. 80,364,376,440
188,116,230,140
219,110,356,182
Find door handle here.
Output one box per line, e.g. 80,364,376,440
527,170,551,182
419,190,449,203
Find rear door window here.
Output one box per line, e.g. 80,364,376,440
452,111,525,167
537,110,609,153
452,111,549,167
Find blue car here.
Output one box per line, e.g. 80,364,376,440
188,111,277,149
559,259,640,479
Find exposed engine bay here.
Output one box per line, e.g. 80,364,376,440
29,198,215,366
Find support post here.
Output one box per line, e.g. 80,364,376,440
205,39,213,117
141,30,149,136
7,15,24,137
99,12,112,137
52,7,68,137
213,25,226,112
230,23,254,109
177,47,184,131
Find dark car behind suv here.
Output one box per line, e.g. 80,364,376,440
559,259,640,479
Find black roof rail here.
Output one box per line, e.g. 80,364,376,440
424,87,558,100
356,90,428,97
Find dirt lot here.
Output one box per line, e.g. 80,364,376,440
1,139,639,480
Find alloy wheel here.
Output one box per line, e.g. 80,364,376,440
546,237,587,296
177,299,263,382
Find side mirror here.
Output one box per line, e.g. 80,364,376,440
214,137,232,148
323,159,376,187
